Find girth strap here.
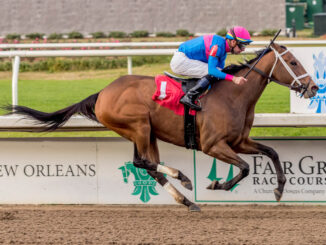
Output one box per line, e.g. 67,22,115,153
184,105,198,150
163,71,198,150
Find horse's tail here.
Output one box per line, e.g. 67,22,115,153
4,92,100,131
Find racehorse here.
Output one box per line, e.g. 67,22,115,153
5,43,318,211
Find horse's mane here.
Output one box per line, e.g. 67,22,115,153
222,46,286,75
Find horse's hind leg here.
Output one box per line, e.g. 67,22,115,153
204,141,250,191
133,137,200,212
156,165,193,191
100,104,196,209
133,135,193,191
235,138,286,201
147,170,200,211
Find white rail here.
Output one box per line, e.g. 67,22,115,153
0,49,177,58
1,114,326,132
0,42,183,49
253,113,326,127
0,40,325,49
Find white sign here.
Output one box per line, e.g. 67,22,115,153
290,47,326,113
0,138,325,204
195,139,326,203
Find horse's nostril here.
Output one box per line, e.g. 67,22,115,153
312,85,319,92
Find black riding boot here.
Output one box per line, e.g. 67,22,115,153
180,75,212,111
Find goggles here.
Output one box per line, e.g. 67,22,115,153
229,28,250,50
237,42,249,50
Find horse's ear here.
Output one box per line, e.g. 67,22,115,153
271,43,278,49
271,42,282,52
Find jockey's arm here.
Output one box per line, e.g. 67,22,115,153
208,57,247,85
208,56,233,81
208,45,247,85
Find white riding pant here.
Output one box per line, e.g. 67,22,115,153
170,51,208,78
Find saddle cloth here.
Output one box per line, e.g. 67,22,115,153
152,75,196,116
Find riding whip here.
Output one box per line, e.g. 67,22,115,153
243,29,282,78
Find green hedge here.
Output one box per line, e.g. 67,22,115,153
176,29,192,37
91,32,107,39
47,33,63,40
6,33,21,40
156,32,176,37
68,31,84,39
26,33,44,39
130,30,149,38
0,56,171,72
249,30,255,36
108,31,127,38
4,30,201,40
216,28,227,36
260,29,278,36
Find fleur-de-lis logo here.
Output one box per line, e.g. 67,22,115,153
207,158,239,191
119,162,162,203
309,52,326,113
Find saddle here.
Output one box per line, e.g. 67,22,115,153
164,71,199,93
164,72,199,150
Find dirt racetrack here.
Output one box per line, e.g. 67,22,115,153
0,204,325,244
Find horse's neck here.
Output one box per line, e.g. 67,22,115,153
207,52,275,113
235,60,273,110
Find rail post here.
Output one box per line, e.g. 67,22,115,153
127,56,132,75
12,55,20,107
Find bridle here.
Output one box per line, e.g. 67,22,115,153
246,46,311,97
268,46,311,96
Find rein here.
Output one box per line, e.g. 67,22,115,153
245,47,310,97
243,63,279,83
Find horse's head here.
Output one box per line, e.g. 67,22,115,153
267,43,318,98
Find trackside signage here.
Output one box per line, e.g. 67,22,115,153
0,138,325,204
290,47,326,113
195,139,326,202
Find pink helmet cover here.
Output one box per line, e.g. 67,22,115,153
226,26,252,43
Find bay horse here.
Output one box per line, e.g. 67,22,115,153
5,43,318,211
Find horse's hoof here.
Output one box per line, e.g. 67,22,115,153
182,181,193,191
188,204,201,212
274,188,283,202
206,180,218,190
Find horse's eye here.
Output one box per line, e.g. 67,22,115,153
290,61,297,66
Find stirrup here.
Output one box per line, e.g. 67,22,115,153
180,96,202,111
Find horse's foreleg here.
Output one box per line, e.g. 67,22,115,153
235,139,286,201
205,141,250,191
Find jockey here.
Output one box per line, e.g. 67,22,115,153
170,26,253,111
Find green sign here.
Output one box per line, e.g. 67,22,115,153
119,161,161,203
207,158,239,191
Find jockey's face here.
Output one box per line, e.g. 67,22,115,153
230,39,244,54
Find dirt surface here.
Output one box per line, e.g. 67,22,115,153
0,205,325,244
